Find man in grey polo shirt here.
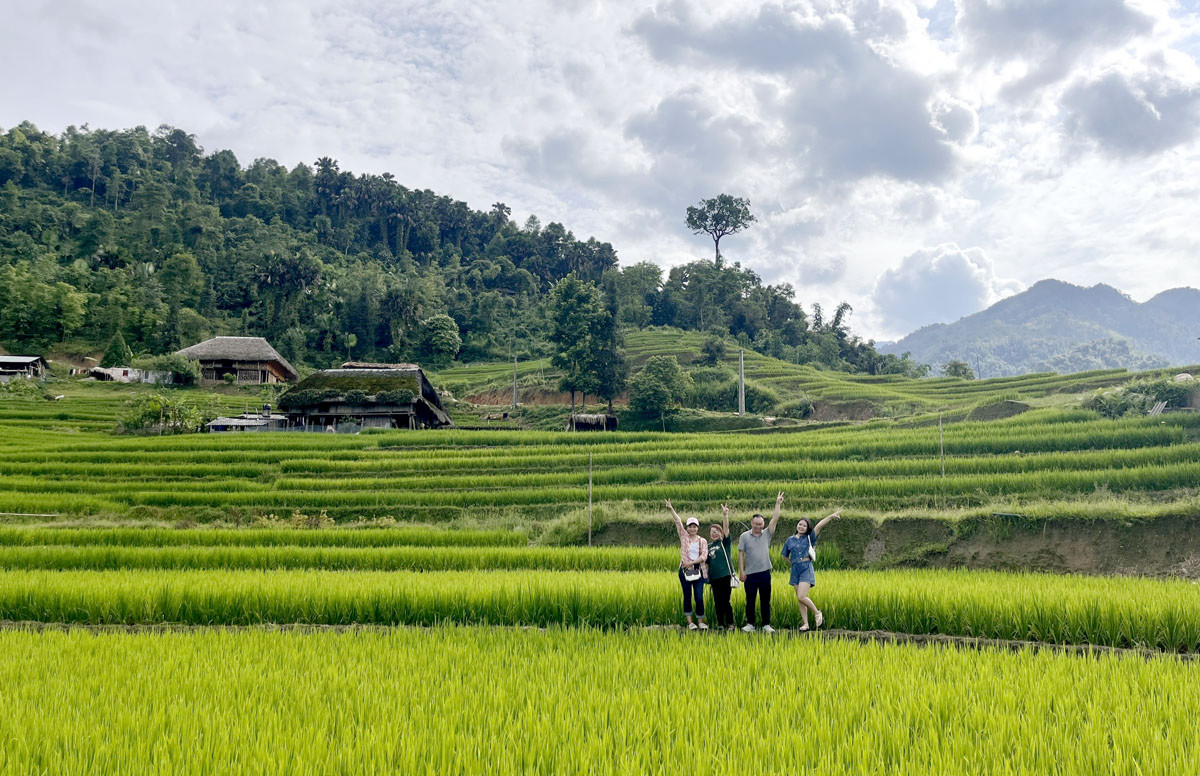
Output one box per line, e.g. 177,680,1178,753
738,491,784,633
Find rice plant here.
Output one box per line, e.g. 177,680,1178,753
0,567,1197,650
0,627,1198,775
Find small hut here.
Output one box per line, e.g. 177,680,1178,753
207,405,290,432
567,413,618,432
90,366,173,384
279,362,452,431
0,355,48,382
176,337,298,386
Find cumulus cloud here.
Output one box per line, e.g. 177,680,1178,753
631,2,961,184
958,0,1156,95
1061,67,1200,156
870,244,1023,336
623,89,769,204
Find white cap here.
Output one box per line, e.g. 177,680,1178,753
685,517,700,527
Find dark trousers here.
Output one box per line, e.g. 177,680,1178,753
709,575,734,627
744,570,772,627
678,567,705,617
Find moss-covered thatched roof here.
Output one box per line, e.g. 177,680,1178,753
279,366,451,426
291,369,420,394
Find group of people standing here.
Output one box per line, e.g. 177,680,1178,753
667,494,841,633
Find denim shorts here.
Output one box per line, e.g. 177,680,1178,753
789,561,816,587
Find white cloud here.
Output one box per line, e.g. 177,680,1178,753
958,0,1156,95
870,244,1022,336
1062,64,1200,155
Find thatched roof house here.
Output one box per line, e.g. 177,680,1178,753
279,362,452,430
176,337,298,385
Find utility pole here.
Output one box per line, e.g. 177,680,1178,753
512,354,518,410
939,413,945,478
738,349,746,415
587,453,594,546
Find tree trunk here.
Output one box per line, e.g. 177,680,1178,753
661,411,665,432
570,391,577,431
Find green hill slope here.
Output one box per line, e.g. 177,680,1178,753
436,326,1196,422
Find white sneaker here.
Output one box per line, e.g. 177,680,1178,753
762,625,776,634
698,622,709,630
687,622,698,630
741,624,757,632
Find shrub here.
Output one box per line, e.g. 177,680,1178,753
1083,378,1195,419
778,394,815,419
278,389,316,409
132,353,201,385
118,393,220,434
687,365,735,384
684,377,779,414
699,336,726,365
376,389,416,405
0,378,45,400
1131,378,1195,408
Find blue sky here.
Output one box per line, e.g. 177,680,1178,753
3,0,1200,339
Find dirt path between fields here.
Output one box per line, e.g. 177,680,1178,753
0,620,1193,661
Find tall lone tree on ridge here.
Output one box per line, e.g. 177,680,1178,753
686,194,756,267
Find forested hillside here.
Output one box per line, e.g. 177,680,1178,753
882,280,1200,377
0,121,912,375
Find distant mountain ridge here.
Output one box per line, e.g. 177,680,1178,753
880,279,1200,377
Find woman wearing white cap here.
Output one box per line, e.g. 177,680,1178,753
666,500,708,630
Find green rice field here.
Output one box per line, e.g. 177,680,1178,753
0,527,1197,650
2,626,1196,775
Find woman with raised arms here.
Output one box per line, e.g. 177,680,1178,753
704,503,736,631
781,509,842,632
666,499,708,630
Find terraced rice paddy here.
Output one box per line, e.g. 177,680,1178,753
4,387,1200,522
438,327,1196,413
3,372,1198,773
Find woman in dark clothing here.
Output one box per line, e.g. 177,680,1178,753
705,504,736,630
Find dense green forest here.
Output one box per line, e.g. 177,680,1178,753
0,121,919,376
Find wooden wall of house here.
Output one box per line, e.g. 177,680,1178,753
198,360,290,385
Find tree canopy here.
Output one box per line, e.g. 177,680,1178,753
685,194,755,266
0,121,913,379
